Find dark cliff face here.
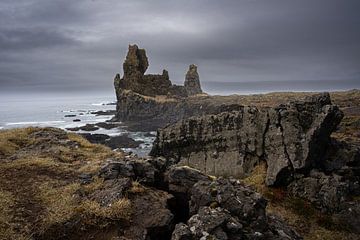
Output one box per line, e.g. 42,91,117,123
150,93,344,186
113,90,244,131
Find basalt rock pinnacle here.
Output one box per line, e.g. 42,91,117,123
184,64,202,95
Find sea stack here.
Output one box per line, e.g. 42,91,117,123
184,64,202,95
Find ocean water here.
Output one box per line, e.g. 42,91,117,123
0,92,155,156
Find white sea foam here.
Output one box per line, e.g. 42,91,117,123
6,121,66,126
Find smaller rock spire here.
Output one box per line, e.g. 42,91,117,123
184,64,202,96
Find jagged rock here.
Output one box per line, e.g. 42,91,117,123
171,223,194,240
123,44,149,77
187,207,232,239
323,139,360,175
151,93,344,186
99,160,135,180
190,178,267,228
114,44,191,98
99,158,172,187
180,178,302,240
265,93,344,185
184,64,202,95
125,187,175,239
166,166,212,195
165,166,213,222
288,169,355,211
267,215,303,240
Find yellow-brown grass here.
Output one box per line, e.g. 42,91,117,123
0,127,128,239
129,180,146,194
0,127,36,157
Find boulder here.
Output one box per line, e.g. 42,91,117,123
166,166,212,195
171,223,194,240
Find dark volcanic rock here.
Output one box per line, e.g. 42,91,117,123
172,178,301,240
64,114,76,117
166,166,211,196
184,64,202,96
151,93,344,186
113,44,214,130
96,121,121,129
80,133,143,149
113,89,242,131
90,110,116,116
114,44,188,98
288,170,351,211
67,124,99,132
80,133,110,144
171,223,193,240
104,135,144,149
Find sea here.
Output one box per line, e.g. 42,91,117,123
0,91,156,157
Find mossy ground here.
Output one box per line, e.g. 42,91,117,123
0,127,132,240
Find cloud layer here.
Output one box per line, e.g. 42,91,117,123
0,0,359,92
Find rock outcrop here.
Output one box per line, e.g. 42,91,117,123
167,167,301,240
113,45,210,130
114,45,175,97
114,89,243,131
150,93,344,186
96,158,301,239
114,44,203,99
184,64,202,95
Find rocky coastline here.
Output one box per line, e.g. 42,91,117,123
0,45,359,239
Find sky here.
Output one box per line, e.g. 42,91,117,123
0,0,359,93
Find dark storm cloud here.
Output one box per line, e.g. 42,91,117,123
0,0,359,92
0,28,78,50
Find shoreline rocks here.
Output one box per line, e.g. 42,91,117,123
80,133,144,149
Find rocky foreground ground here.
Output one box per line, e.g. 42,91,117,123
0,90,359,240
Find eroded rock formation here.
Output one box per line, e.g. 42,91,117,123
184,64,202,95
114,45,173,97
150,93,344,186
114,44,203,99
113,45,208,129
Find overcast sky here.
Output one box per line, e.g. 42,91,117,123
0,0,359,93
